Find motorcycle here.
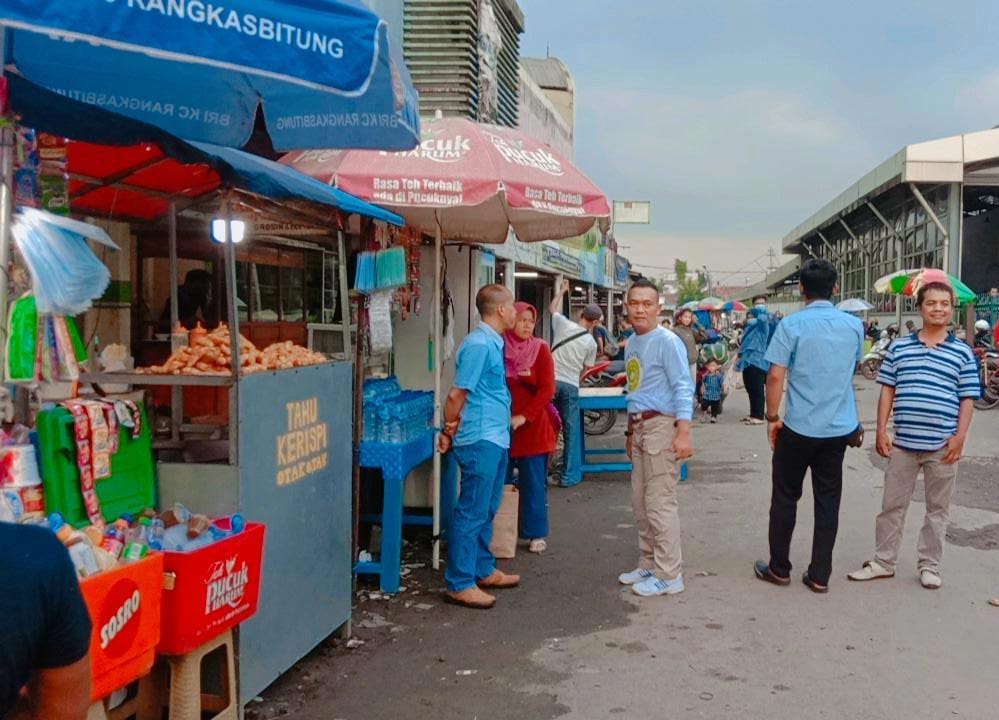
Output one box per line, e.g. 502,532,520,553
974,347,999,410
580,360,627,435
860,327,898,380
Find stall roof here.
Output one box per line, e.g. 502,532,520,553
68,140,405,225
10,74,404,225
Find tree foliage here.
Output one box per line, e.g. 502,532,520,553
675,258,707,303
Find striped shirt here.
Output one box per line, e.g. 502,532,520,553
877,333,980,452
701,372,724,402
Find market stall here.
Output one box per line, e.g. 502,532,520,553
285,115,612,571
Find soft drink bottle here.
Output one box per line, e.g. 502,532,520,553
100,525,125,559
147,517,166,551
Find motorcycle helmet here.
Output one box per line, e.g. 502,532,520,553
975,319,991,332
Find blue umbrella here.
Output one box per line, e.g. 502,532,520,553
0,0,419,151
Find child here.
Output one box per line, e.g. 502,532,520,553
699,358,724,423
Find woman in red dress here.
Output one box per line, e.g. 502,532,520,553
505,302,557,553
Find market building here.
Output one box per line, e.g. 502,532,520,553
780,127,999,323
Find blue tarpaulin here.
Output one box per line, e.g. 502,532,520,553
7,74,403,225
0,0,420,150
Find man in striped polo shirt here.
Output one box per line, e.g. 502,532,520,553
849,280,979,589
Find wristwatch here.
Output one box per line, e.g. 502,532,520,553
765,413,780,422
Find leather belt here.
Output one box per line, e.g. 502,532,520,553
629,411,664,422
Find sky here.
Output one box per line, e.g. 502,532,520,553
518,0,999,288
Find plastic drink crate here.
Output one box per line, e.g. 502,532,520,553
80,553,164,700
158,522,266,655
36,403,156,528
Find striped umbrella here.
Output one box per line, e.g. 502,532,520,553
873,268,976,305
722,300,748,312
697,296,725,311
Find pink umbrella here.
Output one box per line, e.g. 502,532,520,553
283,116,610,570
281,115,611,244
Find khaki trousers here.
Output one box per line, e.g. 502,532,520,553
630,414,682,580
874,447,957,572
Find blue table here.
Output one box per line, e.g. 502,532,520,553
356,431,456,593
577,391,688,481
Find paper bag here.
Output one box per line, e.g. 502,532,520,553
489,485,519,559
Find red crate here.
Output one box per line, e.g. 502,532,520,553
158,523,266,655
80,553,164,700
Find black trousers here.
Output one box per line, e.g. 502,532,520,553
742,365,767,419
769,426,849,585
700,399,722,417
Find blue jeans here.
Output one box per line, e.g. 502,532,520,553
445,441,509,592
508,453,549,539
553,381,582,486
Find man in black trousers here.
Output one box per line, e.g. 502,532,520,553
753,260,865,593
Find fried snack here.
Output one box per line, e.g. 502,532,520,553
139,325,328,375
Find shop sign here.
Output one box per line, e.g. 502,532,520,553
579,245,605,285
492,229,541,266
276,397,329,487
251,221,328,237
542,243,583,275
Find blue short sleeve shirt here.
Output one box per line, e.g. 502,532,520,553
764,300,864,438
453,323,512,449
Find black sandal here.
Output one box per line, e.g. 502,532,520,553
753,560,791,586
802,572,829,594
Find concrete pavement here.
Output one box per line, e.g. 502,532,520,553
249,379,999,720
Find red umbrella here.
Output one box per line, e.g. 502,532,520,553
281,115,611,244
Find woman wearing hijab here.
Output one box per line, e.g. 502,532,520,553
735,302,773,424
505,302,557,553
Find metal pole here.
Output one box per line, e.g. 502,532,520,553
337,224,352,356
909,183,950,272
221,194,241,465
168,202,182,443
0,125,13,375
431,220,443,570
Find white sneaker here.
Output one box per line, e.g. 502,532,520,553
618,568,653,585
632,575,685,597
920,569,942,589
847,560,895,581
528,538,547,554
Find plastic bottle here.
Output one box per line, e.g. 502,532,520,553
49,514,101,578
100,525,125,559
122,517,153,562
147,517,166,551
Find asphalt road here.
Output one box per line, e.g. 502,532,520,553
249,379,999,720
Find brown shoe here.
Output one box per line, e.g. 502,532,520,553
444,587,496,609
477,570,521,589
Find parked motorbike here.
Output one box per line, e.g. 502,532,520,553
581,360,627,435
860,325,898,380
974,347,999,410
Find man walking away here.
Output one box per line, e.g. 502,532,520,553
753,259,865,593
736,296,772,425
618,279,694,597
2,523,92,720
848,279,979,589
549,279,599,488
439,284,522,609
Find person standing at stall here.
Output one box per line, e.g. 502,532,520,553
438,284,521,609
504,302,557,554
2,523,92,720
618,279,695,597
548,279,600,488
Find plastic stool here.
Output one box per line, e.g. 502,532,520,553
106,673,165,720
163,630,238,720
87,702,109,720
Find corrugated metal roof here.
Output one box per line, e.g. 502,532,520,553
523,56,573,91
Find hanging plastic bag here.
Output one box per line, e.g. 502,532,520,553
11,208,115,316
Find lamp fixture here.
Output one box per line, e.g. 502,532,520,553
211,218,246,244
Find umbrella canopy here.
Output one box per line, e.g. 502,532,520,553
837,298,874,313
281,116,611,244
874,268,976,305
680,300,700,310
697,296,724,311
0,1,420,150
722,300,747,312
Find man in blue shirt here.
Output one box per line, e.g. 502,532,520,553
753,259,864,593
618,279,695,597
735,298,774,424
848,280,979,589
439,284,520,609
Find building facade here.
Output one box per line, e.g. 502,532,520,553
781,128,999,321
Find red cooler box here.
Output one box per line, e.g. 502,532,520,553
80,553,164,700
158,523,266,655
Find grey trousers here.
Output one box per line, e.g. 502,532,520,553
874,447,957,572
